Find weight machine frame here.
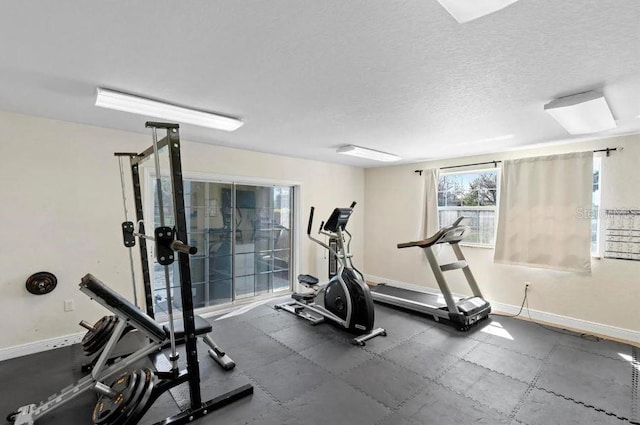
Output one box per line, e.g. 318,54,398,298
7,122,253,425
113,122,253,424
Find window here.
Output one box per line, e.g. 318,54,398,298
151,178,294,314
438,169,498,246
591,157,601,256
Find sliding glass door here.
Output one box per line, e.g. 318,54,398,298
151,178,293,313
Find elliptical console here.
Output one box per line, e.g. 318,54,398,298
275,202,386,345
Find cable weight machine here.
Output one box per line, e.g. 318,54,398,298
7,122,253,425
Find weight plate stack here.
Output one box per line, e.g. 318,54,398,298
25,272,57,295
121,368,156,425
92,370,139,425
82,316,117,356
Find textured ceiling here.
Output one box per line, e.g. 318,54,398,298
0,1,639,167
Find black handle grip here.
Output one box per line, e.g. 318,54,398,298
170,241,198,255
307,207,315,235
350,201,357,209
319,221,325,233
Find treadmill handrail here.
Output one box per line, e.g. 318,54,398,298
398,218,469,249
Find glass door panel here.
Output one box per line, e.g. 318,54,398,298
204,181,233,306
152,178,293,314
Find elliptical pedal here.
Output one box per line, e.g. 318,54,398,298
292,292,315,303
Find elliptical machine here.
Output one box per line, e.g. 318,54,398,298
275,202,386,346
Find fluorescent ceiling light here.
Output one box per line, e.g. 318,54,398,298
95,88,243,131
337,145,400,162
544,91,616,135
436,0,519,23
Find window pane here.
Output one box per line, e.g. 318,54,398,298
437,169,498,246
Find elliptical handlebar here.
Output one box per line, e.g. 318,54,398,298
307,207,315,236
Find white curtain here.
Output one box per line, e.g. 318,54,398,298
422,168,440,239
494,152,593,272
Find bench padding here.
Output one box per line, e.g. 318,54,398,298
80,273,167,342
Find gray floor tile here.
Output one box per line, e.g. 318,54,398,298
245,353,332,403
343,356,425,409
438,360,530,416
284,379,390,425
362,312,428,354
270,324,333,352
464,342,544,383
515,388,627,425
548,345,632,385
229,334,294,370
209,318,267,349
554,333,633,361
376,412,422,425
399,382,511,424
414,326,481,358
471,318,557,360
192,385,278,425
536,362,633,419
244,405,299,425
382,338,458,379
299,338,375,374
237,304,280,321
247,309,301,335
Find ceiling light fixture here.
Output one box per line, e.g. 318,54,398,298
544,91,616,135
436,0,519,23
95,88,243,131
337,145,401,162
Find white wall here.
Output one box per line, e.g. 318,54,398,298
365,134,640,339
0,110,364,351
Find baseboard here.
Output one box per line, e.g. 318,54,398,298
489,300,640,346
0,332,84,362
365,274,640,346
0,293,287,362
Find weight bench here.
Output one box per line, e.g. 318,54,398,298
80,274,234,371
11,274,171,425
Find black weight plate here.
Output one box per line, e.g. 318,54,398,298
25,272,57,295
92,370,138,425
107,370,147,425
86,316,118,356
84,317,117,355
122,369,156,425
82,316,111,347
83,318,112,354
83,317,111,355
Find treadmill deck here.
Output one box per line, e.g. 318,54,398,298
370,284,448,309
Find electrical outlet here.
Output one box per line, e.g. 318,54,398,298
64,299,75,312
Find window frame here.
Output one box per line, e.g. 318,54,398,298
437,167,500,248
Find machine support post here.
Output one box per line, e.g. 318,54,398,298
423,246,460,315
450,243,483,298
164,125,203,408
130,159,155,317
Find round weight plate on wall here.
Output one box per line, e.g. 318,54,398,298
25,272,57,295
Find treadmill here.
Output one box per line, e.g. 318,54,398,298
370,217,491,330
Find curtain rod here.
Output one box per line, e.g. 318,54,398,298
413,147,620,175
